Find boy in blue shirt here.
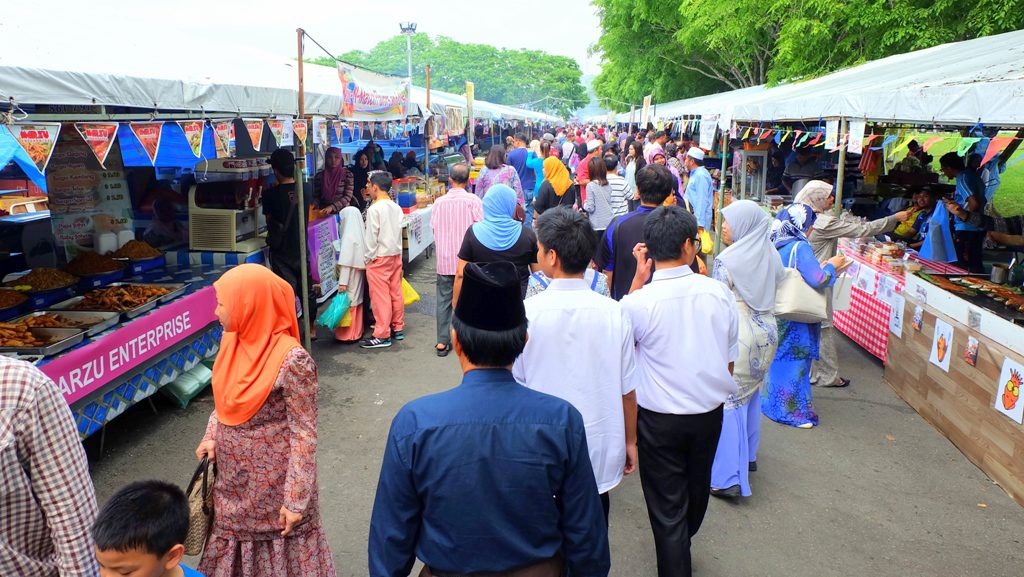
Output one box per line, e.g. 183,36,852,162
93,480,205,577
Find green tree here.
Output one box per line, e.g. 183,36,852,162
593,0,1024,111
310,34,588,118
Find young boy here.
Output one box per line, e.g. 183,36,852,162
361,170,405,349
92,480,204,577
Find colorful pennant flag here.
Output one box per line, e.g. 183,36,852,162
212,120,235,158
266,119,286,146
129,122,164,165
333,121,344,144
8,123,61,173
956,137,981,157
980,136,1014,166
293,119,308,144
243,119,265,150
741,127,751,140
176,120,205,158
921,135,945,152
74,123,118,168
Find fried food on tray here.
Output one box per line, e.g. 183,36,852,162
74,285,172,311
111,240,162,260
66,251,126,276
18,314,65,328
4,268,78,291
0,323,53,348
0,290,28,309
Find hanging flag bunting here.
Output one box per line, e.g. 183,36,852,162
824,120,839,150
866,134,883,150
8,123,61,174
808,133,824,147
317,119,328,145
741,127,751,140
980,136,1015,166
829,134,849,152
293,119,309,144
266,118,286,146
847,120,866,155
176,120,205,158
887,135,913,160
74,123,119,167
879,134,898,151
212,120,235,158
243,118,265,150
129,122,164,165
773,130,782,145
956,137,981,158
761,129,773,141
792,130,804,145
332,121,344,144
781,130,792,143
921,135,945,152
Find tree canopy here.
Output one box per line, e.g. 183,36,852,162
310,34,588,118
592,0,1024,111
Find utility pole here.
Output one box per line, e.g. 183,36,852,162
399,22,417,80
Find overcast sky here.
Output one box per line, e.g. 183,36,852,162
1,0,604,75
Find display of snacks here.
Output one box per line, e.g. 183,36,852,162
66,252,126,276
74,284,172,311
0,323,56,347
0,290,28,310
111,240,162,260
4,268,79,292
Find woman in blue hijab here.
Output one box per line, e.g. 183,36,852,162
455,184,538,300
762,204,850,429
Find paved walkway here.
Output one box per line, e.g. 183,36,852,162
89,257,1024,576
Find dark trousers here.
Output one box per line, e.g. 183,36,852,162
436,274,455,346
955,230,986,273
599,492,610,527
638,405,724,577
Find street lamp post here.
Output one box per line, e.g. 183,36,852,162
399,22,417,79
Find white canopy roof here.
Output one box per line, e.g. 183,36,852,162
610,29,1024,129
0,36,558,123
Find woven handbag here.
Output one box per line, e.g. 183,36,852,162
774,244,828,323
184,455,216,556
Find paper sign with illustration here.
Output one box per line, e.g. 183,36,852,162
888,295,904,338
74,123,119,167
243,119,264,150
129,122,164,165
929,318,953,372
877,274,899,306
994,357,1024,424
964,336,979,367
266,119,285,146
212,120,235,158
293,119,308,145
176,121,205,158
913,305,923,331
855,266,877,295
9,123,62,173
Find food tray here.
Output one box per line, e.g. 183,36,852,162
50,295,158,320
114,254,166,275
15,311,121,337
103,282,189,303
77,267,126,289
0,327,85,356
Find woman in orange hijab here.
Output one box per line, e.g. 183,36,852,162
533,156,579,220
195,264,336,577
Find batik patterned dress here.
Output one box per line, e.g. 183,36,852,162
199,348,336,577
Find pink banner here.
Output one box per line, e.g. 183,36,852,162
41,287,218,405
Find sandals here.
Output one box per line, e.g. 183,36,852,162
436,344,451,357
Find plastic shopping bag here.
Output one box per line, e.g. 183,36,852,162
316,292,351,330
401,278,420,306
339,307,355,328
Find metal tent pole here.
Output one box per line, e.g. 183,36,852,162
296,28,312,349
714,131,729,258
833,117,848,220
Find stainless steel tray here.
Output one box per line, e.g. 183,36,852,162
104,282,189,303
49,295,158,319
0,327,85,356
16,310,121,336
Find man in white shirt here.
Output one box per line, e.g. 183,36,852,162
513,206,638,524
620,205,739,577
361,171,406,349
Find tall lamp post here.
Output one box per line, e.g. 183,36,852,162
399,22,417,79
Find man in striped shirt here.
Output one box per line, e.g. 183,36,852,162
431,163,483,357
605,153,630,219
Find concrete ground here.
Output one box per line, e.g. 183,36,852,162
88,256,1024,577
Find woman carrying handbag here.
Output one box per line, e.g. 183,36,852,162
762,204,850,429
194,264,336,577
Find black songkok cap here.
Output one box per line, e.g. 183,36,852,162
454,262,526,331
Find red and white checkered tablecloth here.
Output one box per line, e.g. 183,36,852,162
832,239,966,363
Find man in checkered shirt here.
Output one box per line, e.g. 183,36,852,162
0,356,99,576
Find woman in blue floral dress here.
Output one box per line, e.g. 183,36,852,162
762,204,848,429
710,200,785,498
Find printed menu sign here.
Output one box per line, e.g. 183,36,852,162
243,119,264,150
267,119,286,146
293,120,308,145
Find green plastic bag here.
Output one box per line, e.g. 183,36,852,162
316,292,351,330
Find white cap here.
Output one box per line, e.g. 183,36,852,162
686,147,705,161
587,139,601,152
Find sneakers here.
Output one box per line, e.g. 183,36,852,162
392,330,405,341
360,337,392,349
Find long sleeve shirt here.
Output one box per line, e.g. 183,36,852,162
364,198,404,262
584,182,615,230
430,188,483,276
0,358,99,577
526,152,546,195
507,147,536,193
685,166,714,229
313,168,355,212
368,369,610,577
806,213,899,262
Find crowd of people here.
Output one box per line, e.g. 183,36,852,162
8,120,1014,577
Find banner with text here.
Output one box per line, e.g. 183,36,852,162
308,216,339,304
243,119,264,151
74,123,119,168
337,62,411,121
212,120,235,158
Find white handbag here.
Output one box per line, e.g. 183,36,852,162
832,273,853,312
775,244,829,323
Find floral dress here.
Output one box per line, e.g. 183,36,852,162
474,165,524,205
199,348,336,577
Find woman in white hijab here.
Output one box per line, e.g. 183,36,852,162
794,180,911,388
333,206,368,342
710,200,786,499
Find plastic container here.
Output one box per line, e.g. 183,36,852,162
116,229,135,248
95,232,118,255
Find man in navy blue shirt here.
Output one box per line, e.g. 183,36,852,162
507,133,536,227
368,261,610,577
597,164,674,300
